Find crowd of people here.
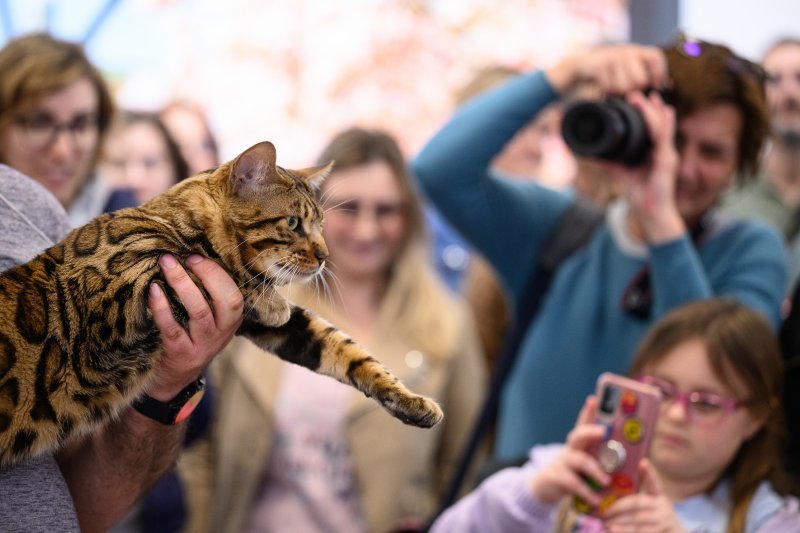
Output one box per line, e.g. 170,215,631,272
1,26,800,533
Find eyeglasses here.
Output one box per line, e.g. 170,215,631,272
12,112,99,151
638,375,747,427
325,198,407,223
674,32,767,86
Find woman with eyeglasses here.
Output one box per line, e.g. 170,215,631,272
0,32,133,226
431,298,800,532
178,127,486,533
414,36,788,464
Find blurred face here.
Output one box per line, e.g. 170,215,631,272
161,106,218,174
0,77,99,208
492,104,576,189
674,103,741,227
100,121,177,205
321,161,408,281
764,43,800,140
642,339,763,490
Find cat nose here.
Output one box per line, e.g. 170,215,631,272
314,244,328,261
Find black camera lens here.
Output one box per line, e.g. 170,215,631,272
561,97,651,166
599,384,619,416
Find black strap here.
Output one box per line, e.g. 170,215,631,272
429,198,604,525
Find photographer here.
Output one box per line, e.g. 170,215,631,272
413,37,788,461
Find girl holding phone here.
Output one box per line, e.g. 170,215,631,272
431,298,799,532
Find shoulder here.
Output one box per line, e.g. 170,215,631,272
0,165,71,271
0,164,70,240
746,481,800,532
704,210,785,251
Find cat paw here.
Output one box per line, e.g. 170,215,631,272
381,393,444,428
261,297,291,326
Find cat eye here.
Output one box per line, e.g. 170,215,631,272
13,111,99,151
286,216,299,230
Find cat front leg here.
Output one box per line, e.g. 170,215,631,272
243,288,291,327
238,306,444,428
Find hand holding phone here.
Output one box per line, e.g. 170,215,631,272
574,372,661,517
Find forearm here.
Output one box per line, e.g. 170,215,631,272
649,222,788,328
56,407,186,533
430,462,556,533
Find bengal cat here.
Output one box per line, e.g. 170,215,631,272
0,140,443,466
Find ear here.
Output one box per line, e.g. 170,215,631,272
294,160,334,191
230,141,280,195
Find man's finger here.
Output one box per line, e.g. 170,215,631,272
159,254,215,335
148,282,185,343
184,254,243,331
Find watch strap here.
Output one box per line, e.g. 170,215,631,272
132,376,206,425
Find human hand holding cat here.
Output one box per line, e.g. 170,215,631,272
146,253,243,401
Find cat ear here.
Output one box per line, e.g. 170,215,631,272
294,160,334,191
230,141,280,195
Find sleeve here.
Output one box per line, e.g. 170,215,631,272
412,72,574,301
648,220,788,329
429,444,563,533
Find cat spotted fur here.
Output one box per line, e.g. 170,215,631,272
0,141,443,466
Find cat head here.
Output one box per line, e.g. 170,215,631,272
217,141,332,286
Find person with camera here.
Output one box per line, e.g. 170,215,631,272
413,37,788,462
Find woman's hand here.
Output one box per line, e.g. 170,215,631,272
603,458,686,533
546,44,668,96
596,90,685,244
530,396,610,505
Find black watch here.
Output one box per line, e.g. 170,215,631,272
132,376,206,425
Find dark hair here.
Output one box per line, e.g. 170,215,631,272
106,110,190,183
0,32,114,163
628,298,790,533
664,36,769,183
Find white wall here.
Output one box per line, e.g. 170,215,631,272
680,0,800,60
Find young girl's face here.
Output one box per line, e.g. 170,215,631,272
641,338,765,489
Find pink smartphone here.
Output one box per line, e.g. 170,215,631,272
574,372,662,517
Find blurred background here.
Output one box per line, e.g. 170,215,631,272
0,0,797,166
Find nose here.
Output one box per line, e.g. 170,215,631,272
677,146,699,183
314,241,329,262
664,397,690,423
47,128,77,160
352,210,380,240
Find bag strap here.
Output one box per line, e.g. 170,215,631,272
430,197,604,525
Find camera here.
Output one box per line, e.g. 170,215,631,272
561,96,651,166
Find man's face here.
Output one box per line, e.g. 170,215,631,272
764,42,800,142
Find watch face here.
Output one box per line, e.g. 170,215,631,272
175,388,206,424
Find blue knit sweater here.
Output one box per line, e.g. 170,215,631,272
413,71,788,458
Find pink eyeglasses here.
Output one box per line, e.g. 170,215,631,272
637,375,747,427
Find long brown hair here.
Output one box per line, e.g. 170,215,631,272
629,298,790,533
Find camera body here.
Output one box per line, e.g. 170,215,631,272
574,373,661,517
561,97,652,166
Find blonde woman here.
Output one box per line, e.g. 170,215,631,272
180,127,486,533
